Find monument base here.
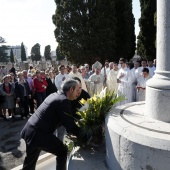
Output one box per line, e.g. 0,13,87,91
105,102,170,170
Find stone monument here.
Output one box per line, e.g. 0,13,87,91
105,1,170,169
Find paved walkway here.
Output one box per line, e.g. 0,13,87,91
68,144,108,170
0,117,46,170
0,117,27,170
0,117,108,170
36,144,108,170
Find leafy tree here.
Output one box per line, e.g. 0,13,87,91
10,49,15,63
52,0,135,64
0,45,9,62
31,43,41,61
0,36,6,44
56,45,65,60
53,0,117,65
115,0,136,60
44,45,51,60
21,42,27,62
137,0,156,60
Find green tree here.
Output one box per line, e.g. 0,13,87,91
10,49,15,63
56,45,65,60
115,0,136,60
137,0,156,60
53,0,135,64
52,0,118,65
0,36,6,44
21,42,27,62
44,45,51,60
0,45,9,62
31,43,41,61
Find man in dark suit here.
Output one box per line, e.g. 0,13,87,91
21,79,82,170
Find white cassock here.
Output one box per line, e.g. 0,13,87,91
137,75,150,101
135,67,146,80
147,66,156,77
88,73,104,96
117,68,133,105
107,69,119,94
130,68,138,102
136,66,154,79
69,71,87,92
55,73,70,91
101,67,110,75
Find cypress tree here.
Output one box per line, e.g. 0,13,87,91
0,45,9,62
10,49,15,63
52,0,117,65
53,0,136,64
137,0,156,60
114,0,136,60
56,46,65,61
21,42,27,62
31,43,41,61
44,45,51,60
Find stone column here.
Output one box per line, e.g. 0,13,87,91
145,0,170,122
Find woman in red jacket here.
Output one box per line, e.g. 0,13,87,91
33,70,48,108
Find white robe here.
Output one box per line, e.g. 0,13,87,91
148,66,156,77
101,67,109,75
117,67,133,105
107,69,119,94
135,67,146,80
137,75,150,101
55,73,70,91
136,66,154,79
88,73,104,96
130,68,138,102
69,71,87,92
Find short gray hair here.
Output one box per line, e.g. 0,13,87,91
61,79,79,93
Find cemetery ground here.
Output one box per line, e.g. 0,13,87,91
0,117,46,170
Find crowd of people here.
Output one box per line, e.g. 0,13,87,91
0,58,156,121
0,58,156,170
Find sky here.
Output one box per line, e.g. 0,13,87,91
0,0,140,56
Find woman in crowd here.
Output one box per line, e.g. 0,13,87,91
15,72,31,119
0,75,15,120
33,70,48,107
46,71,57,97
8,71,18,117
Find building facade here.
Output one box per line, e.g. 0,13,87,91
5,45,28,62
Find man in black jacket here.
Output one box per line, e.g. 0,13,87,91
21,79,82,170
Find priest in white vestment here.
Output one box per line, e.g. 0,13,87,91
117,58,133,105
107,62,119,94
101,60,109,75
147,60,156,77
69,64,87,92
130,61,140,101
55,65,70,92
88,61,104,96
136,68,150,101
135,59,148,80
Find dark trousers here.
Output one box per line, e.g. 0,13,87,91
36,91,46,108
23,132,67,170
20,97,29,117
29,91,35,114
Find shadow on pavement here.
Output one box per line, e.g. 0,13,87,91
0,118,27,170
